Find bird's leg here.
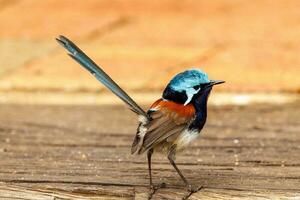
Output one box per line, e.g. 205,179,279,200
147,149,166,199
168,146,202,199
147,149,154,188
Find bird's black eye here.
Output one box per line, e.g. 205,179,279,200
193,85,200,90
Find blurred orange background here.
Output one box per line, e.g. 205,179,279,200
0,0,299,104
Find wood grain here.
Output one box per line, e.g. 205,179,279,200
0,103,299,199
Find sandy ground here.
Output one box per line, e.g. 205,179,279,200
0,0,299,98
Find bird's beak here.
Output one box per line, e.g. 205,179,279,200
206,80,225,88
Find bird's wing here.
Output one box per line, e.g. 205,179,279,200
56,35,149,120
137,99,196,154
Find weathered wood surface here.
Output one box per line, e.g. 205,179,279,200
0,103,299,199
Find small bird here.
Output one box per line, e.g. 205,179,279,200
56,35,224,199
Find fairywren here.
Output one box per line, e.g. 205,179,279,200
56,35,224,199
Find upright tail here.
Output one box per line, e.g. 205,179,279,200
56,35,150,120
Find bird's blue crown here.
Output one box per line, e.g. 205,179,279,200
163,69,210,105
169,69,210,91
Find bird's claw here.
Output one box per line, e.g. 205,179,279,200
148,182,166,199
187,184,202,193
182,185,203,200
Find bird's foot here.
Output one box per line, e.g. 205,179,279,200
187,184,202,193
148,182,166,199
182,185,203,200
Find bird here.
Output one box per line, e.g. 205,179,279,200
56,35,225,199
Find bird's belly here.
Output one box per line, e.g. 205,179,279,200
174,129,199,150
154,129,199,153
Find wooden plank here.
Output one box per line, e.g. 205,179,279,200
0,183,133,200
1,183,299,200
0,103,299,199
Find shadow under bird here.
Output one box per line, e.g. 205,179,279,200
56,35,225,199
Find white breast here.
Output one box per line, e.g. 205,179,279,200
175,129,199,150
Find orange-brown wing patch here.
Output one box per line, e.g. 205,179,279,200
149,98,163,110
151,100,195,124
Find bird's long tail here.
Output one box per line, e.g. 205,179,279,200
56,35,149,120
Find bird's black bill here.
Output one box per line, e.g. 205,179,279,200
206,80,225,88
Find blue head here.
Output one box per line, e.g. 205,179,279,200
163,69,224,105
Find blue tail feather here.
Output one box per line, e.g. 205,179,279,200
56,35,149,119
